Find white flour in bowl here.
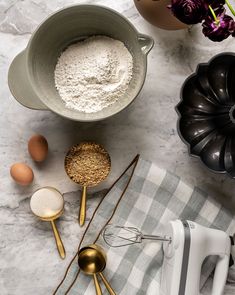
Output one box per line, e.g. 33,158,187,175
54,36,133,113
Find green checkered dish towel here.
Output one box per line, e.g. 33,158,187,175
54,156,235,295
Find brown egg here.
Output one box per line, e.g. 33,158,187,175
28,134,48,162
10,163,34,186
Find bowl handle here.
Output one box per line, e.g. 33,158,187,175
138,34,154,55
8,50,48,110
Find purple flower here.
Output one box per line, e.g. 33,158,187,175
170,0,209,24
207,0,225,8
207,0,225,13
202,12,235,41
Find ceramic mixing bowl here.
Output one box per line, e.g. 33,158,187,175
176,53,235,178
8,5,154,122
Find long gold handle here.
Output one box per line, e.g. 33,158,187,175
50,220,66,259
79,186,87,226
99,272,116,295
93,273,102,295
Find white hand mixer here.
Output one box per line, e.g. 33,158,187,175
103,220,232,295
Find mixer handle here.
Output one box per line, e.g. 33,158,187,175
211,254,229,295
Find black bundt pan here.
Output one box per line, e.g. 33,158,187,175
176,53,235,178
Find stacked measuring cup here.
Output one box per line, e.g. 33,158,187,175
78,244,116,295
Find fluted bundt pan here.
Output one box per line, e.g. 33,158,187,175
176,53,235,178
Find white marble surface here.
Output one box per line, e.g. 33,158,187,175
1,0,235,294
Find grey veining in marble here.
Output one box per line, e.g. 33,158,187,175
1,0,235,294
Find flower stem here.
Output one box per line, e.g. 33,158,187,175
226,0,235,16
209,5,219,25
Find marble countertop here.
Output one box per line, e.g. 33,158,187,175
1,0,235,294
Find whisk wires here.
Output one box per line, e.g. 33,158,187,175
103,225,142,247
103,224,171,248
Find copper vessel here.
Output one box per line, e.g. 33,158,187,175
134,0,187,30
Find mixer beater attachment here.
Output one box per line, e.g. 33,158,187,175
102,225,171,247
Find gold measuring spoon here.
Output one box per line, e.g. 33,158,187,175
64,142,111,227
78,244,116,295
30,186,66,259
78,246,103,295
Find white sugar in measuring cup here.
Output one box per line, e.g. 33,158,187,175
30,186,66,259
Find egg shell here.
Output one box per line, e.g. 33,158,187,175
10,163,34,186
28,134,48,162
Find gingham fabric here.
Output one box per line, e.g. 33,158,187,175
54,157,235,295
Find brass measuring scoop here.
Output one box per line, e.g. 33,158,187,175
30,186,66,259
64,142,111,227
78,244,116,295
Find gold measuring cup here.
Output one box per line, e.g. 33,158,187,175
64,142,111,227
30,186,66,259
78,244,116,295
